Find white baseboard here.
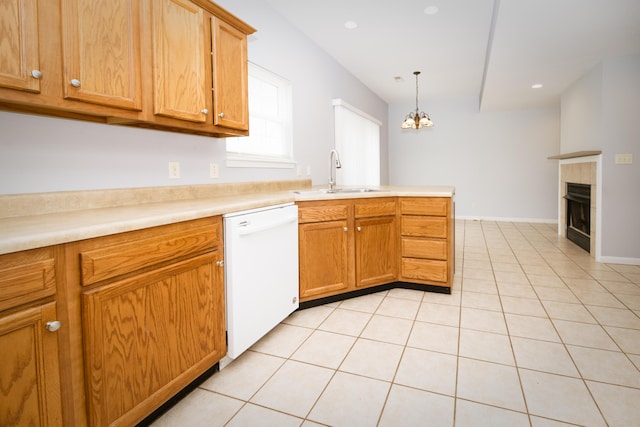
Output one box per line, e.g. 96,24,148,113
456,215,557,224
598,256,640,266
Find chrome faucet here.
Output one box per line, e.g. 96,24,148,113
328,149,342,191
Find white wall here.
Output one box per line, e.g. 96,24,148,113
0,0,387,195
388,97,560,221
561,54,640,261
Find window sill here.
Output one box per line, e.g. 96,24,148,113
226,153,296,169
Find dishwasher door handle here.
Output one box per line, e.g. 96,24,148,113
237,215,298,236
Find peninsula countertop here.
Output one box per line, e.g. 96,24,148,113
0,181,455,255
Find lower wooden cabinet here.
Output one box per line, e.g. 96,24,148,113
0,247,63,427
297,198,397,302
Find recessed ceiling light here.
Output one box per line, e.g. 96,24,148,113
394,76,404,83
531,83,543,89
424,6,439,15
344,20,358,30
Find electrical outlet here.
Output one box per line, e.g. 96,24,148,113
615,153,633,164
296,165,302,176
168,162,180,179
209,163,219,178
306,165,312,176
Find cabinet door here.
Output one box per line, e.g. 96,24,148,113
355,216,397,288
151,0,210,122
82,252,225,427
299,220,349,301
60,0,142,110
211,18,249,130
0,302,63,427
0,0,41,92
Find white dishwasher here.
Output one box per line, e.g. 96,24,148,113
222,202,299,363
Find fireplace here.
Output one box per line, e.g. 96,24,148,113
565,182,591,252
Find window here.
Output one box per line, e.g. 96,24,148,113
333,99,382,186
226,62,294,168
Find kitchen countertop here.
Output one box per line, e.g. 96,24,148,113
0,181,454,255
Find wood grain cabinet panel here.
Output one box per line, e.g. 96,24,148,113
401,216,448,239
402,237,447,260
355,216,397,288
61,0,142,110
0,0,41,92
0,247,56,312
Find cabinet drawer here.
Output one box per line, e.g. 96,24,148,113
354,199,396,218
400,198,449,216
80,221,220,286
401,258,448,283
298,204,348,223
402,238,447,260
401,217,447,238
0,248,56,312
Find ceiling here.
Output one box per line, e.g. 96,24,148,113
265,0,640,111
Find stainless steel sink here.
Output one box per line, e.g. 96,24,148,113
293,187,380,195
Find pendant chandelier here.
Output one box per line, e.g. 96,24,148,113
401,71,433,129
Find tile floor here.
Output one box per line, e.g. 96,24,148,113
151,220,640,427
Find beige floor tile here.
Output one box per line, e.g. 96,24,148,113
620,294,640,310
386,287,425,301
307,372,390,427
463,268,496,281
563,277,606,292
462,290,503,311
200,351,285,400
567,345,640,388
282,305,334,328
394,347,457,395
416,301,461,326
497,283,538,299
249,323,313,358
519,369,606,427
492,262,525,273
290,330,355,369
461,278,498,294
407,321,459,354
151,389,243,427
505,313,560,342
501,295,547,317
456,358,526,411
600,280,640,295
530,416,580,427
511,337,579,377
375,296,421,319
337,292,384,313
573,290,625,308
339,338,403,381
604,325,640,354
226,403,302,427
378,384,454,427
422,289,462,306
455,399,530,427
459,328,514,365
521,264,557,276
460,307,507,334
494,270,530,286
318,308,372,336
527,274,566,288
587,381,640,427
586,305,640,329
541,300,597,323
534,286,580,304
250,360,333,418
552,319,618,350
360,314,413,345
463,259,493,271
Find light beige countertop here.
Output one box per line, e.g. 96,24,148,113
0,180,454,255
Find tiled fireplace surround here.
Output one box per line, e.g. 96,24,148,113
558,159,599,256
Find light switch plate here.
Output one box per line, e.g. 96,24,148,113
615,154,633,164
209,163,219,178
168,162,180,179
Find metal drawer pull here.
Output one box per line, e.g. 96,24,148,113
201,108,209,114
216,260,225,267
217,112,225,118
31,70,43,79
70,79,81,87
45,320,61,332
357,226,362,232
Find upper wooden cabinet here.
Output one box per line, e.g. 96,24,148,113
0,0,255,137
60,0,143,110
0,0,41,93
212,18,249,130
151,0,210,123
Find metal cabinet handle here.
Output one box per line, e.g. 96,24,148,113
357,226,362,232
216,260,224,267
70,79,81,87
343,227,348,232
31,70,43,79
201,108,209,114
217,112,225,118
45,320,61,332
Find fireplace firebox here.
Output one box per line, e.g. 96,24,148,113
565,182,591,252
